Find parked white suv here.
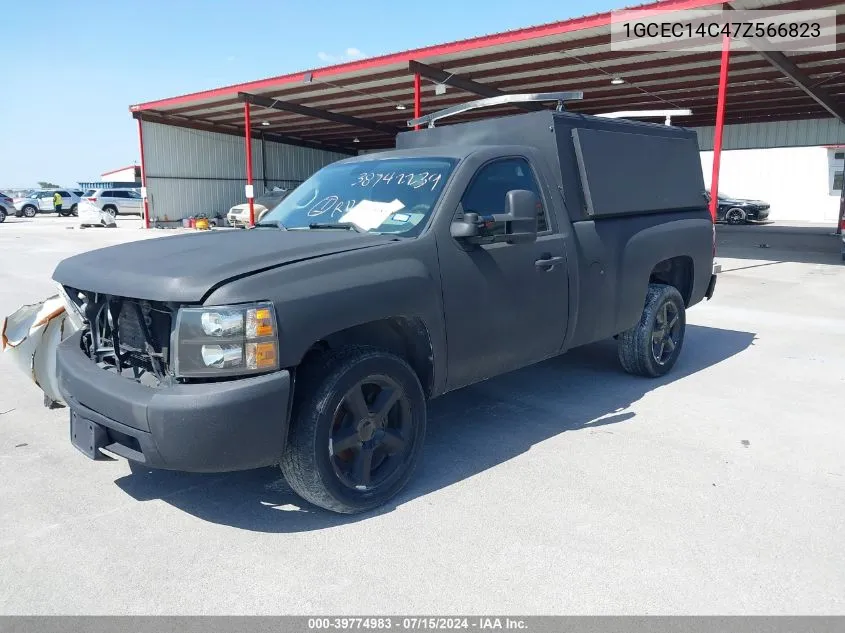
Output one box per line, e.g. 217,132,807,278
81,188,143,217
14,189,83,217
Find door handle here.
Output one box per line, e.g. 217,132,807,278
535,255,564,269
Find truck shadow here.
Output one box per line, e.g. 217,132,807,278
115,324,755,532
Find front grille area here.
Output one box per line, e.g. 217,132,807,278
64,287,173,382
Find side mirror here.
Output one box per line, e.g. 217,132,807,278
497,189,539,244
450,190,540,245
450,212,480,239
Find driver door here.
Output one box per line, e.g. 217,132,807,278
39,192,53,211
437,157,570,391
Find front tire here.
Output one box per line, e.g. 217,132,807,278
726,208,746,225
0,208,5,223
22,205,37,218
281,346,427,514
618,283,686,378
70,204,78,216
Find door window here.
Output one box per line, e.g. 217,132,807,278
460,157,548,233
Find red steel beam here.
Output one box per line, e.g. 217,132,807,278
710,33,731,223
136,117,150,229
244,102,255,226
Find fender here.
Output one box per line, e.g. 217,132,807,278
616,216,713,332
204,237,447,392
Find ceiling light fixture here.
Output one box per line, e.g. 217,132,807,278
610,77,625,85
353,137,360,143
395,104,407,110
435,83,447,95
261,121,270,126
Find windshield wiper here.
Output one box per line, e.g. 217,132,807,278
253,220,287,229
308,222,367,233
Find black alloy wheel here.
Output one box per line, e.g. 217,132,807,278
726,208,746,225
651,299,682,366
329,376,413,491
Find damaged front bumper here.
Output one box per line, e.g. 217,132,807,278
1,295,82,405
57,331,292,471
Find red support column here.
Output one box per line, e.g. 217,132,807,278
709,33,731,222
244,101,256,226
136,117,150,229
414,73,421,131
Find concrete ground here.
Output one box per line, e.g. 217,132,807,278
0,216,843,615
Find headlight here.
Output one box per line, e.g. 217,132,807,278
173,302,279,378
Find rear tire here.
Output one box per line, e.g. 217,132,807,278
0,208,5,223
618,283,686,378
103,205,117,217
70,204,78,217
23,205,37,218
281,345,427,514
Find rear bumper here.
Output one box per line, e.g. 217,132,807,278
705,263,720,300
56,331,292,472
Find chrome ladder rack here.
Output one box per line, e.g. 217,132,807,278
406,91,584,129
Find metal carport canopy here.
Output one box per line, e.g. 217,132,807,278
129,0,845,152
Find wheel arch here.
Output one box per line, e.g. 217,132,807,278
300,317,435,399
615,217,713,333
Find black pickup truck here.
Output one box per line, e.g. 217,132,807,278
53,93,717,513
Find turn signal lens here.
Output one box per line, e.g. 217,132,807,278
246,342,277,370
247,307,275,338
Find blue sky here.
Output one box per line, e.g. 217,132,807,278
0,0,619,187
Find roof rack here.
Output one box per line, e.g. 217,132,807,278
406,91,584,129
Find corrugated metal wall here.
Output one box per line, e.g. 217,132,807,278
141,121,349,222
694,118,845,151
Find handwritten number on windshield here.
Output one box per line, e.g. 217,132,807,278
353,171,443,191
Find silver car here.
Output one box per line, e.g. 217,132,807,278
227,188,291,227
13,189,83,217
81,188,143,217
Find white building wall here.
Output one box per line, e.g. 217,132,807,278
699,147,843,223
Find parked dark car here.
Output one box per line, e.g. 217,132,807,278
706,190,770,225
53,94,718,514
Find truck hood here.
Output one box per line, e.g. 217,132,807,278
53,229,394,303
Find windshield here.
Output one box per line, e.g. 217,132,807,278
260,157,457,236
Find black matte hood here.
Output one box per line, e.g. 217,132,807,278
53,229,394,303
